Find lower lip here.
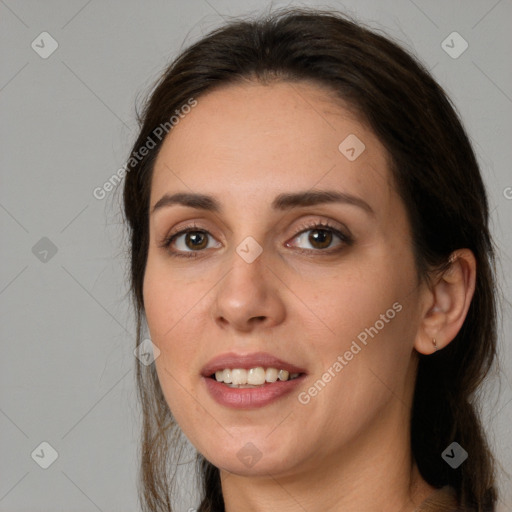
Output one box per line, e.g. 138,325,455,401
203,375,306,409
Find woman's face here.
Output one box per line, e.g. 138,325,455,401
143,80,427,478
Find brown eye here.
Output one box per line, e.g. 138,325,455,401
288,222,351,253
183,231,209,250
305,228,333,250
160,226,222,258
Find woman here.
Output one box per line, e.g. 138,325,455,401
122,7,499,511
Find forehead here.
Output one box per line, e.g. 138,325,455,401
150,80,393,212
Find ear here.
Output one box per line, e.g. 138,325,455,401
414,249,477,355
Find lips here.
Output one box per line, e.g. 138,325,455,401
200,351,308,409
201,351,307,377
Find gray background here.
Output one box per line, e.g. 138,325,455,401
1,0,511,511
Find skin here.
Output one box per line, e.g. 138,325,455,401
143,80,476,512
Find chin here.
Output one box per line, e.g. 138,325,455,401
210,452,297,478
197,434,304,478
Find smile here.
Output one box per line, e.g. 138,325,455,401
201,352,307,408
213,367,301,387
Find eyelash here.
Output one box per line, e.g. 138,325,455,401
158,221,353,259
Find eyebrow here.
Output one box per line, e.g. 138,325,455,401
151,189,375,216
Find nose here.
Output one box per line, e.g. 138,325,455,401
211,249,286,333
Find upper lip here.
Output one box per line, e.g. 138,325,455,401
201,351,308,377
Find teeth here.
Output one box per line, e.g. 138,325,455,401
230,369,245,385
266,368,278,382
247,367,266,385
278,369,289,381
213,367,301,385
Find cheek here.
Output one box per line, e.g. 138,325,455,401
143,255,195,343
300,254,418,387
306,264,402,339
143,254,207,370
143,269,199,429
142,268,198,421
295,277,416,445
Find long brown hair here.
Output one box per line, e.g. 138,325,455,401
122,7,500,511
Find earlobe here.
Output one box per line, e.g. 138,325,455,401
414,249,477,355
